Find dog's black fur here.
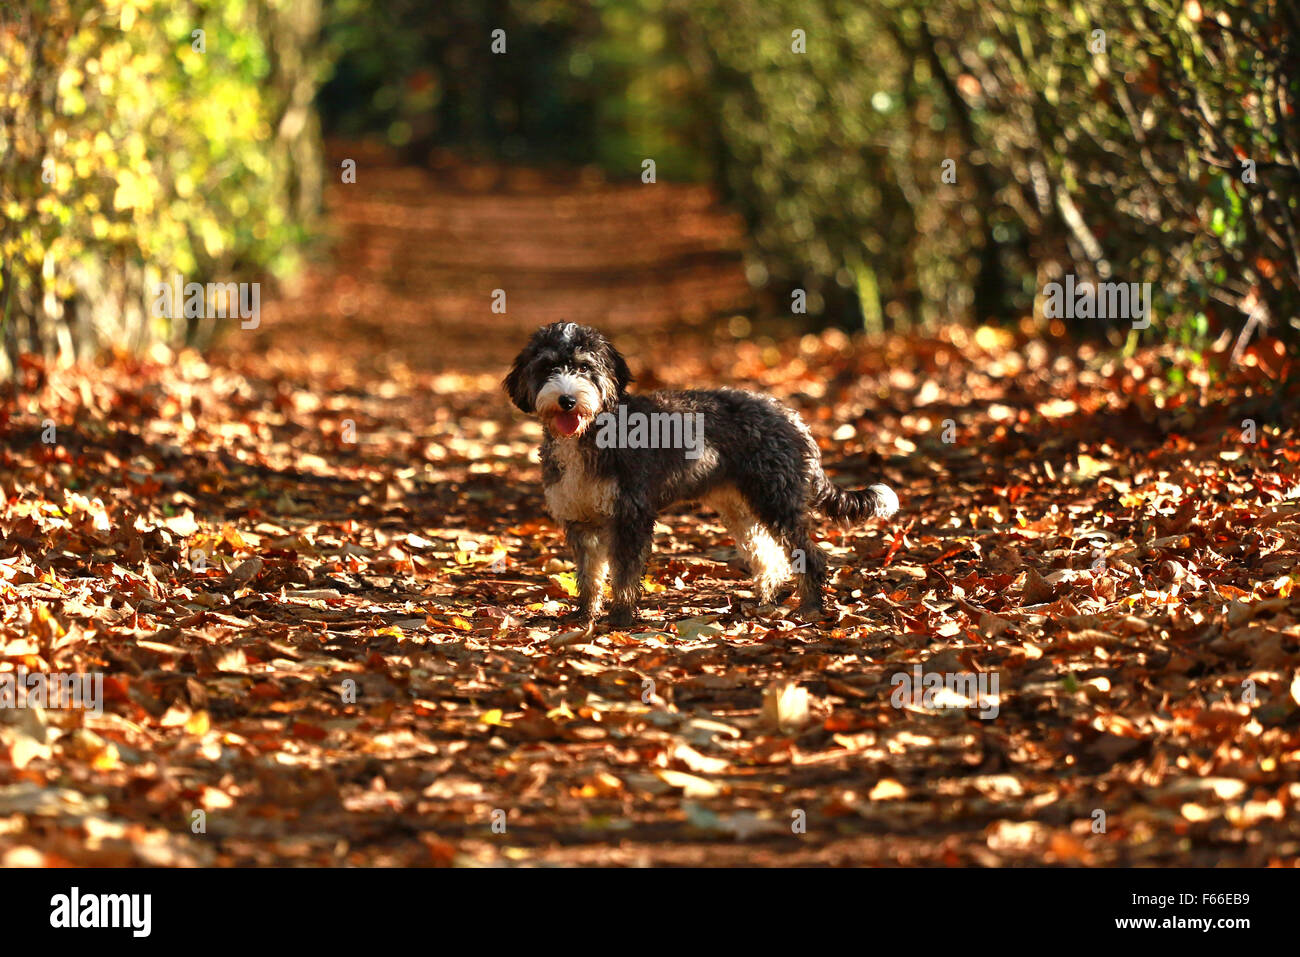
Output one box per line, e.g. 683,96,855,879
505,322,898,627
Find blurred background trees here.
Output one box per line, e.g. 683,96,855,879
2,0,1296,374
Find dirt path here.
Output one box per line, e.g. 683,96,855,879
254,142,754,376
1,148,1298,866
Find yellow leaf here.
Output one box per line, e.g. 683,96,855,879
549,572,579,597
91,742,121,772
546,701,575,721
869,778,908,801
184,710,210,736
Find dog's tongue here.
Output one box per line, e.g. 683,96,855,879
554,412,581,436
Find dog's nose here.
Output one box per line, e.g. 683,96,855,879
558,395,577,411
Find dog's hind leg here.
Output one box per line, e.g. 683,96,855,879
607,501,656,628
776,521,829,617
733,480,828,617
710,488,792,604
564,521,609,622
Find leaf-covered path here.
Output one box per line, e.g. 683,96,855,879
2,150,1300,866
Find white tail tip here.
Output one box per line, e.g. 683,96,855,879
869,484,899,518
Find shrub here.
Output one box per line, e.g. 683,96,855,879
676,0,1300,341
0,0,328,374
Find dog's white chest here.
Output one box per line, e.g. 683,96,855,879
544,442,617,523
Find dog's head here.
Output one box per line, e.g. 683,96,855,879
504,322,632,438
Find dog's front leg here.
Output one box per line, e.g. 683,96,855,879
564,521,609,622
607,501,655,628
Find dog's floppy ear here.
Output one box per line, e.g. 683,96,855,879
609,344,633,396
503,355,533,412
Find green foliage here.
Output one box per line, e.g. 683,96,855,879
0,0,327,370
674,0,1300,338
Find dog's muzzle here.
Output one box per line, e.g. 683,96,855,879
536,373,599,438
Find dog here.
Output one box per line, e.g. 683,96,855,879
504,322,899,627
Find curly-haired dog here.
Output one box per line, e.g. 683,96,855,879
504,322,899,627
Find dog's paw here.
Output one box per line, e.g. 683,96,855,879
560,607,594,626
606,606,637,629
797,601,831,624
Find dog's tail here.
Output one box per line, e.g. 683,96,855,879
812,471,899,523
